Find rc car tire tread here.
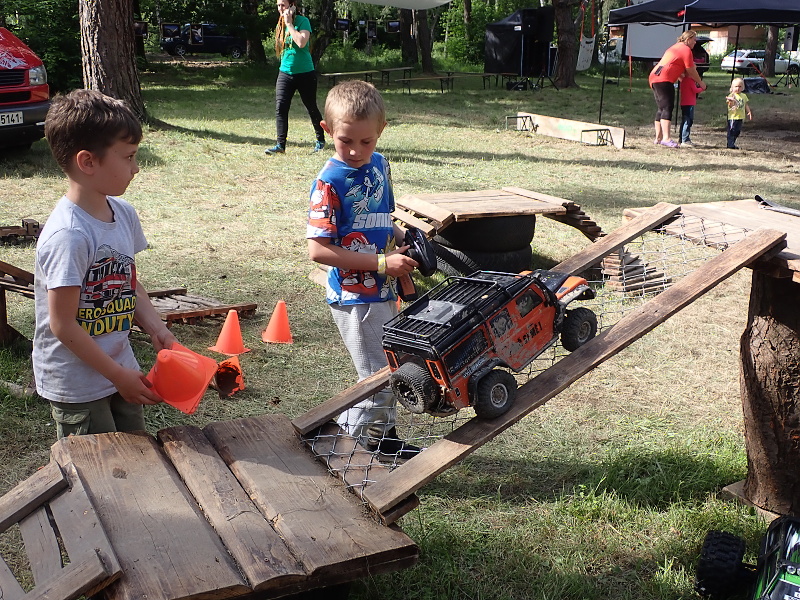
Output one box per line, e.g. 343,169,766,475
434,216,536,253
560,307,598,352
695,530,747,599
391,362,439,415
474,370,517,419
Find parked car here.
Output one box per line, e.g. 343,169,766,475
721,49,800,75
0,27,50,150
160,23,246,58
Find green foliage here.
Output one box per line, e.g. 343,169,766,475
443,0,532,65
4,0,81,92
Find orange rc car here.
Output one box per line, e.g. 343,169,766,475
383,270,597,419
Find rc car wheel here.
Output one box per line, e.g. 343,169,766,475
391,362,440,415
174,43,188,57
560,307,598,351
695,530,747,599
473,370,517,419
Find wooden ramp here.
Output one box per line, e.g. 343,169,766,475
293,204,785,519
28,414,419,600
513,112,626,149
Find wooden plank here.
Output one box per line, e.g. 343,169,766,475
157,425,306,592
501,186,571,208
292,366,391,435
303,421,420,525
146,288,188,297
47,463,121,597
0,555,25,600
0,260,34,285
19,507,63,585
362,228,786,514
554,203,681,276
50,431,249,600
203,415,417,579
391,209,436,237
25,551,110,600
157,302,258,322
394,195,454,229
0,461,67,532
517,112,626,149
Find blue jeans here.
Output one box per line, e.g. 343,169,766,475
274,70,325,147
680,105,694,143
727,119,743,148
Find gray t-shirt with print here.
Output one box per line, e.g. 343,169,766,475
33,196,148,403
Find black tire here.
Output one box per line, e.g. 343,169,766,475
560,307,597,352
695,530,747,599
391,362,440,415
473,370,517,419
433,241,533,277
434,215,536,253
174,43,187,57
229,46,244,59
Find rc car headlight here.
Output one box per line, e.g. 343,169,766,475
28,65,47,86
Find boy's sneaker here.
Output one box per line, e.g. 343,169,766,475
682,140,694,148
313,140,325,153
365,426,421,460
264,144,285,155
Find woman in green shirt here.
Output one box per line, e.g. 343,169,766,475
265,0,326,155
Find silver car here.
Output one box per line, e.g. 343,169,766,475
721,49,800,75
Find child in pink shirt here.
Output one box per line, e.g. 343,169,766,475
679,73,703,147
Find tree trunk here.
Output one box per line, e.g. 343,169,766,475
310,0,336,66
400,9,418,66
741,269,800,516
416,10,434,73
552,0,580,89
79,0,146,121
243,0,267,63
463,0,472,43
764,26,779,78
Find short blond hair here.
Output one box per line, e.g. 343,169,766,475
324,80,385,132
730,77,745,92
678,30,697,44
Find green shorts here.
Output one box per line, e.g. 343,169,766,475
50,393,146,438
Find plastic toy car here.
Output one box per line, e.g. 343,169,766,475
695,515,800,600
382,269,597,419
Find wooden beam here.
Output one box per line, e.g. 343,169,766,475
553,202,680,275
0,461,66,532
361,228,786,515
292,367,391,435
25,550,110,600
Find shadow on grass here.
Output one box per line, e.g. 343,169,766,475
423,446,744,511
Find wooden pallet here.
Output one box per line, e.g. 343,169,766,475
513,112,626,149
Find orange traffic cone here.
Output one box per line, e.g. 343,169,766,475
146,343,218,415
261,300,293,344
209,309,250,355
215,355,245,399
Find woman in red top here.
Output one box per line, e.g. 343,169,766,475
649,30,707,148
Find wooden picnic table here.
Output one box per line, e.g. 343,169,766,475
395,75,454,94
0,414,419,600
380,66,413,85
319,70,378,86
444,71,517,89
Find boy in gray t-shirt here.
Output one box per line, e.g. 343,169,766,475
34,89,178,438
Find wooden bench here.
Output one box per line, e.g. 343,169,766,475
395,75,454,94
319,70,378,86
380,66,413,85
445,72,516,89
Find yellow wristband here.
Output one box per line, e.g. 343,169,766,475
377,254,387,276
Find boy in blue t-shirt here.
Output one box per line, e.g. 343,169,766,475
307,80,420,458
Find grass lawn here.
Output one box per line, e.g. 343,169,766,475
1,56,800,599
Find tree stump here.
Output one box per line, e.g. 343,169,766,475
741,269,800,515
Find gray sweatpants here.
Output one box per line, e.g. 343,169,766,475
330,301,398,443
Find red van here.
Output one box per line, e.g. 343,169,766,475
0,27,50,150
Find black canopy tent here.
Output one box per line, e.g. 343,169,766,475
598,0,800,122
484,7,555,87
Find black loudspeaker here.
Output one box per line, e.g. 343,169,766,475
534,5,554,44
520,9,537,34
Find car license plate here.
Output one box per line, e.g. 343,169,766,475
0,112,23,126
